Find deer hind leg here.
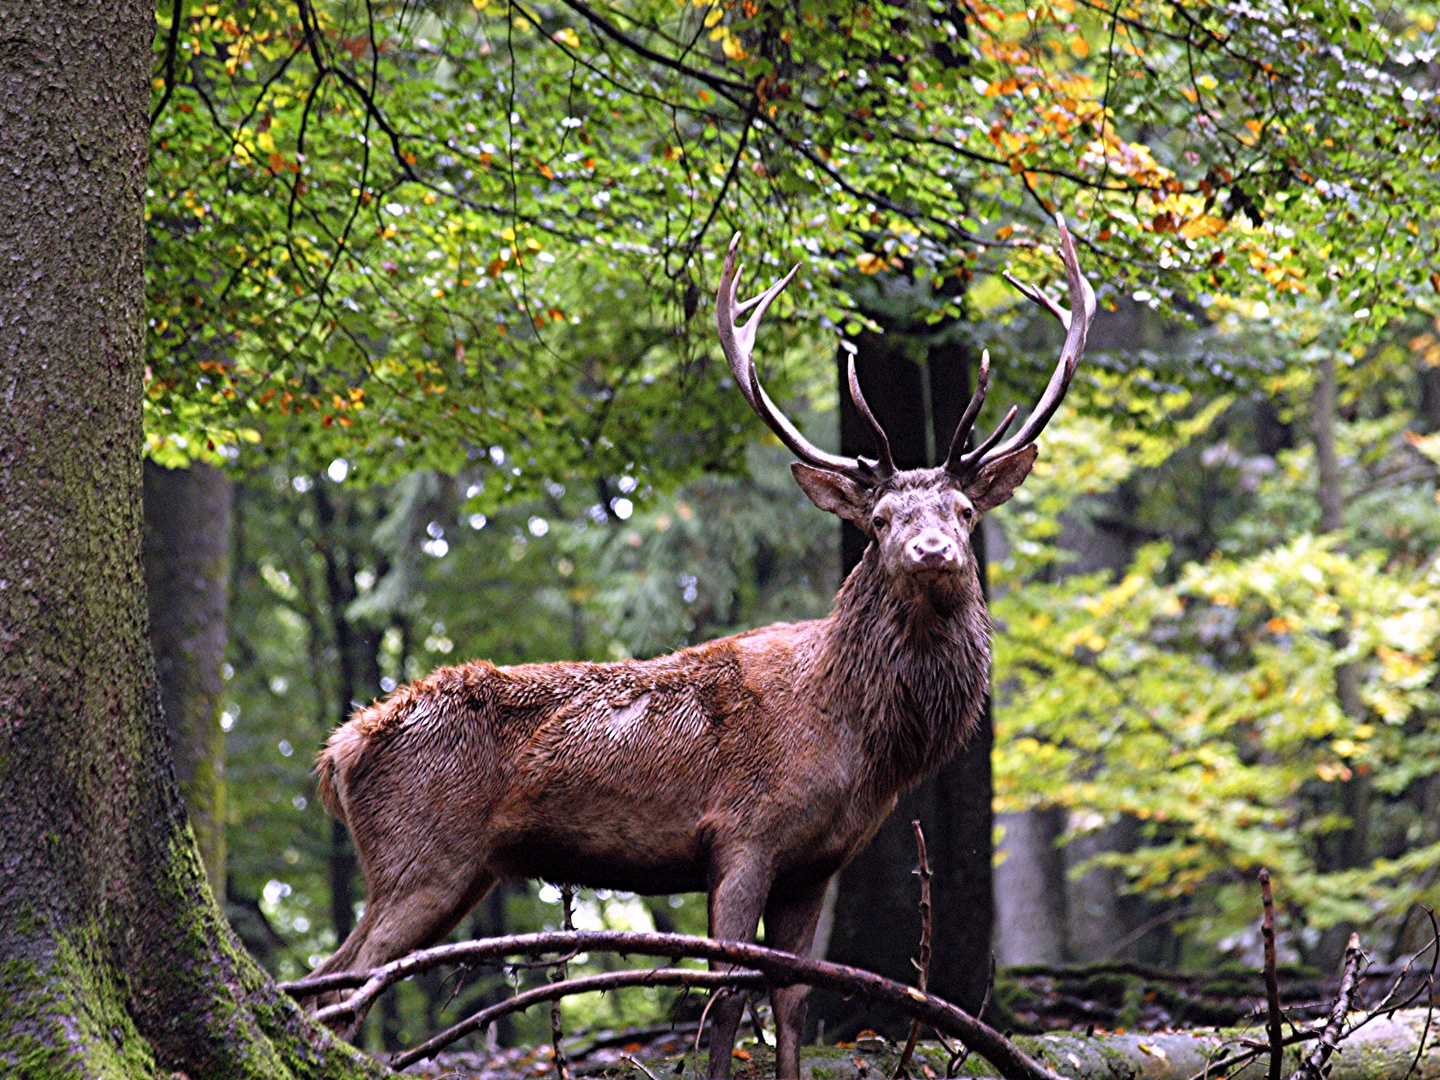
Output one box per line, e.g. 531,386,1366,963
763,876,832,1079
705,855,773,1080
310,862,497,1041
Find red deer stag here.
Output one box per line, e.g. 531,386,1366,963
311,219,1095,1077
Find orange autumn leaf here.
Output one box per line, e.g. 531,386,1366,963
1180,215,1227,239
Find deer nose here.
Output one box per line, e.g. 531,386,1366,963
904,530,959,571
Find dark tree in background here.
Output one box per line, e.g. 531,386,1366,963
0,3,380,1074
144,461,233,898
813,288,995,1034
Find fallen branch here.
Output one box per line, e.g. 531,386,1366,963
1290,933,1365,1080
282,929,1067,1080
392,968,764,1070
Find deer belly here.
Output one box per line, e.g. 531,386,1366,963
493,806,709,894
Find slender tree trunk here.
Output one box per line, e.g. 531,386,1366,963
0,4,381,1075
314,486,384,945
993,809,1068,967
1310,354,1371,972
1311,355,1369,864
816,325,994,1034
143,461,233,899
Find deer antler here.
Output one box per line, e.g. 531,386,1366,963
944,215,1096,480
717,234,893,482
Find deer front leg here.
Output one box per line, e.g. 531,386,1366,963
706,855,772,1080
764,876,831,1079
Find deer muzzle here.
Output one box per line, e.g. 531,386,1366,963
903,529,962,574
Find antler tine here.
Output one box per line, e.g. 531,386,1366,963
1001,272,1070,330
953,215,1096,479
941,348,991,472
717,235,871,479
846,350,896,476
965,403,1018,464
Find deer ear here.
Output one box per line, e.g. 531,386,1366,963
791,463,870,527
964,443,1039,513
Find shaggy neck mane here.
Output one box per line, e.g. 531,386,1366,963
811,543,992,799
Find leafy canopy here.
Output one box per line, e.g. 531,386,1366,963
148,0,1439,483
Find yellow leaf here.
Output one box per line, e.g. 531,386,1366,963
721,31,747,60
856,252,884,274
1406,430,1440,465
1181,215,1227,239
1070,36,1090,58
704,6,724,26
552,27,580,47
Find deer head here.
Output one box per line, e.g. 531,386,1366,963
716,219,1096,592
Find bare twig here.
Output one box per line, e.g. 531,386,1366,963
1400,908,1437,1080
747,998,770,1049
895,821,932,1080
1260,869,1284,1080
622,1052,665,1080
693,979,722,1077
1288,933,1365,1080
1359,912,1439,1025
150,0,186,126
286,929,1068,1080
978,956,996,1022
394,968,765,1070
1181,1029,1322,1080
551,885,575,1080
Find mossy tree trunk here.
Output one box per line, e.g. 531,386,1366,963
0,4,384,1076
143,461,233,900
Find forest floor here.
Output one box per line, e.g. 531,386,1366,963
396,962,1436,1079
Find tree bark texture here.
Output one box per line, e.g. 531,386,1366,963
815,322,995,1034
143,461,232,899
0,5,381,1076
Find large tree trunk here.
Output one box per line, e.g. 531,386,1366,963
143,461,233,899
814,323,994,1034
0,4,381,1075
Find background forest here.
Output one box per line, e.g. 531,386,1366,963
137,0,1440,1061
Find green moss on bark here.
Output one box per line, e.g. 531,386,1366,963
0,928,155,1079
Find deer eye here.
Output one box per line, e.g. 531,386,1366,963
961,506,974,521
871,514,889,532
